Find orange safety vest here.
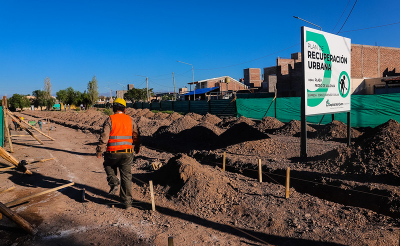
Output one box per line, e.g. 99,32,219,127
106,113,133,151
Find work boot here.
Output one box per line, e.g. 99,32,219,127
109,185,119,195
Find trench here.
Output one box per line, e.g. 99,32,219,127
191,151,400,219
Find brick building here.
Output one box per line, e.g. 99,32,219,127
185,76,248,100
256,44,400,96
243,68,262,88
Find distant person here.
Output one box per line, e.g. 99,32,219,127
12,118,18,131
96,98,141,209
38,120,42,131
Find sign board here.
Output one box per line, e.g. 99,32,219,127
302,26,351,116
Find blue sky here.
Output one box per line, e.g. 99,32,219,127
1,0,399,97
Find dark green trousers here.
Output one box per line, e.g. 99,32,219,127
103,152,133,206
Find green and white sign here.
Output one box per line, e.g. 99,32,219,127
302,27,351,116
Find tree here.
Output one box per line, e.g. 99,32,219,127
8,94,31,111
87,75,99,107
56,89,68,104
32,90,46,110
124,88,154,102
44,77,52,109
161,94,174,101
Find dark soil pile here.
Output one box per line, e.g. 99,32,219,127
186,112,203,121
217,116,237,129
155,115,198,135
144,111,155,118
200,113,222,125
328,119,400,177
313,120,361,140
217,122,269,147
275,120,316,136
137,118,172,137
257,117,285,132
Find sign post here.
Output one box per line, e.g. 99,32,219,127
301,26,351,158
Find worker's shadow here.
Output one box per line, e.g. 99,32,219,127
5,171,119,208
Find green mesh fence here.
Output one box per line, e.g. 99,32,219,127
237,93,400,128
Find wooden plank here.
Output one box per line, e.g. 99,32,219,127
285,167,290,199
258,159,262,183
0,186,15,194
0,157,55,171
6,112,43,145
149,180,156,211
0,202,37,235
7,110,55,141
5,182,74,207
3,105,13,152
222,152,226,171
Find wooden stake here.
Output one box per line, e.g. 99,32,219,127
0,202,37,235
285,167,290,199
168,237,174,246
5,182,74,207
258,159,262,183
149,180,155,211
0,146,32,174
3,106,13,153
222,152,226,171
6,112,43,145
7,110,55,141
0,186,15,194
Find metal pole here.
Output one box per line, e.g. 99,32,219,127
192,65,195,101
301,26,307,158
146,77,149,102
347,111,351,146
173,72,176,101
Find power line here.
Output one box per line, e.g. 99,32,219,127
339,21,400,33
337,0,358,34
331,0,351,32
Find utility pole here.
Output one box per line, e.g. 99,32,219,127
173,72,176,101
146,77,149,102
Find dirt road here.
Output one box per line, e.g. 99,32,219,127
1,111,399,246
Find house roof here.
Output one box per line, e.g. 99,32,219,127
184,87,219,96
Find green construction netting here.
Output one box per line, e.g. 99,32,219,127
237,93,400,128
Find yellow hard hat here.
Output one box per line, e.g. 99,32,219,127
113,98,126,107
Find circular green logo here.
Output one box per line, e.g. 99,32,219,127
338,71,350,98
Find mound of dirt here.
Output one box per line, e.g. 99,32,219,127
257,117,285,132
136,108,150,117
315,120,362,140
329,119,400,177
200,113,222,125
275,120,316,136
156,115,198,135
125,108,137,116
186,112,203,121
137,117,172,137
154,154,237,213
152,112,169,120
166,112,183,121
218,122,269,147
144,111,155,118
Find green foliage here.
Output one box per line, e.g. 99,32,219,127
32,90,54,110
87,75,99,106
151,110,174,114
56,89,68,104
103,108,113,116
8,94,31,111
124,88,154,102
161,94,174,101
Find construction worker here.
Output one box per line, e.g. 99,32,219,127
96,98,141,209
